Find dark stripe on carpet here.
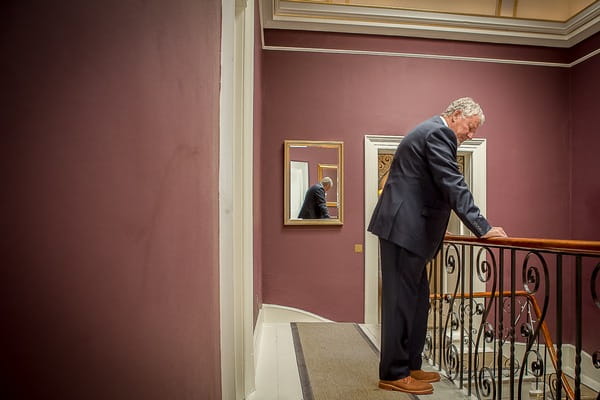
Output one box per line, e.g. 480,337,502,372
291,322,315,400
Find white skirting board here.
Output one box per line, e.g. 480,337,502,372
501,341,600,392
260,304,334,324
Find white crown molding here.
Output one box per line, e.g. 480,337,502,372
261,0,600,47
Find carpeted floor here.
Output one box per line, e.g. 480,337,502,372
291,322,417,400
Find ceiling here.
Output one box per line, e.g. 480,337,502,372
260,0,600,47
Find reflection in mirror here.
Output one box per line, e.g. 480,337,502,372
318,164,338,217
284,140,344,225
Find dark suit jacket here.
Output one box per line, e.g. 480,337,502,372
298,183,330,219
368,116,491,260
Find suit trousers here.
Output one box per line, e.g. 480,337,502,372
378,238,430,381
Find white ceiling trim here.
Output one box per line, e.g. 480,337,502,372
261,0,600,47
262,44,600,68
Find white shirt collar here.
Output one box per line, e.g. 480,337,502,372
440,115,448,127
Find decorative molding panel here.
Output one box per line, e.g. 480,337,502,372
261,0,600,47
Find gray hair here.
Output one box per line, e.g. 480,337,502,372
442,97,485,125
321,177,333,187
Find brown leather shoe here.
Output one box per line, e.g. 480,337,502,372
379,376,433,394
410,369,441,383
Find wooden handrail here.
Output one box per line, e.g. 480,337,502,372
445,235,600,255
430,290,575,400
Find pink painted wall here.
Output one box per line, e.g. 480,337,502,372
1,1,222,398
260,30,581,322
570,33,600,241
567,33,600,351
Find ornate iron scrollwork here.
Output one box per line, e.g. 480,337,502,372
475,301,485,315
472,247,498,398
433,238,599,400
445,343,460,380
503,356,520,377
518,252,549,398
445,243,460,275
592,262,600,309
523,349,545,378
523,266,541,294
483,322,495,343
450,311,460,331
477,259,492,283
520,322,534,339
476,366,496,399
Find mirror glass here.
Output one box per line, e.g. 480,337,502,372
284,140,344,225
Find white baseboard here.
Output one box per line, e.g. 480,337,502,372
253,307,265,373
251,303,332,394
501,342,600,392
561,344,600,392
252,304,331,369
261,304,333,323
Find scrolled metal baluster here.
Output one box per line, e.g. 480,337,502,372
546,372,558,400
441,244,462,380
522,349,545,378
520,322,534,343
523,262,541,294
592,263,600,381
460,303,475,348
450,311,460,331
442,301,458,379
503,356,520,377
477,367,497,399
590,261,599,309
483,322,495,345
519,349,546,400
445,243,460,275
462,328,472,346
473,246,497,400
445,342,460,381
475,301,485,315
518,252,549,400
477,259,492,284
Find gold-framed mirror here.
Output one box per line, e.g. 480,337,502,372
284,140,344,225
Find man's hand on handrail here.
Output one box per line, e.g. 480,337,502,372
482,226,507,238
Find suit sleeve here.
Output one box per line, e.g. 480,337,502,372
424,128,491,237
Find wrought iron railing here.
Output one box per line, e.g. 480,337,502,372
425,236,600,400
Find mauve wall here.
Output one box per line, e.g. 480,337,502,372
1,1,221,398
260,30,580,322
568,34,600,351
570,34,600,241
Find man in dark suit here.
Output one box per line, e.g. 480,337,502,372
298,177,332,219
368,97,507,395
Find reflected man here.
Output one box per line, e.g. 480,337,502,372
298,177,332,219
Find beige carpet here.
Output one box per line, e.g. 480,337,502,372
291,322,417,400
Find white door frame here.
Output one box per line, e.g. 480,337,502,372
363,135,486,324
220,0,255,398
